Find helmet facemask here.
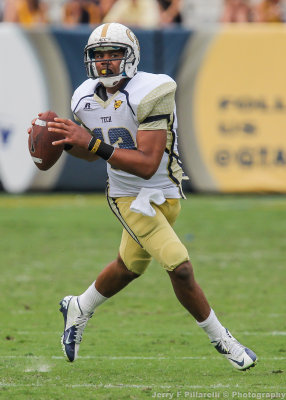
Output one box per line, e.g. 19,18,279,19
84,43,135,87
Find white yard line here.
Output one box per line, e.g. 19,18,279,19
0,382,286,390
15,331,286,336
1,355,286,360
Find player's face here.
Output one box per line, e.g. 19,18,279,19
94,50,125,78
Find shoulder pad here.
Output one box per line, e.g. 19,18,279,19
120,72,176,119
71,79,98,113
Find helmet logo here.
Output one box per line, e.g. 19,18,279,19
126,29,134,43
134,36,140,52
101,23,111,38
114,100,123,110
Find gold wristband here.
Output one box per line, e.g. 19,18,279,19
90,138,101,154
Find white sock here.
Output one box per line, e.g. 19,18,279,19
78,281,107,314
197,309,225,341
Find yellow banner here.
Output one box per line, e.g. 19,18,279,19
178,25,286,192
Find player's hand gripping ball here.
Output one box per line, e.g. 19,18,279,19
28,111,65,171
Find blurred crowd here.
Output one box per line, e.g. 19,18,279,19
221,0,284,22
0,0,285,27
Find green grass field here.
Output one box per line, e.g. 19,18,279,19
0,194,285,400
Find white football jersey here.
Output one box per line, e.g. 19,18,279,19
71,71,186,198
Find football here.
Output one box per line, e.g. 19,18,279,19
28,110,65,171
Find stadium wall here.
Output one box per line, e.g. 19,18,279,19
0,24,286,193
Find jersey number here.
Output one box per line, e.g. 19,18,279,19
93,128,136,150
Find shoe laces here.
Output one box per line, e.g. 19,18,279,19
216,331,245,358
74,312,93,343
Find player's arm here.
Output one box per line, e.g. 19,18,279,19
107,129,167,179
64,140,100,162
49,118,166,179
65,114,100,162
111,79,175,178
108,79,176,179
49,80,175,178
48,118,100,162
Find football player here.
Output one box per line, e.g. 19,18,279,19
30,22,257,370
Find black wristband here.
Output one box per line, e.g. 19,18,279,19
96,140,115,161
88,136,114,161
